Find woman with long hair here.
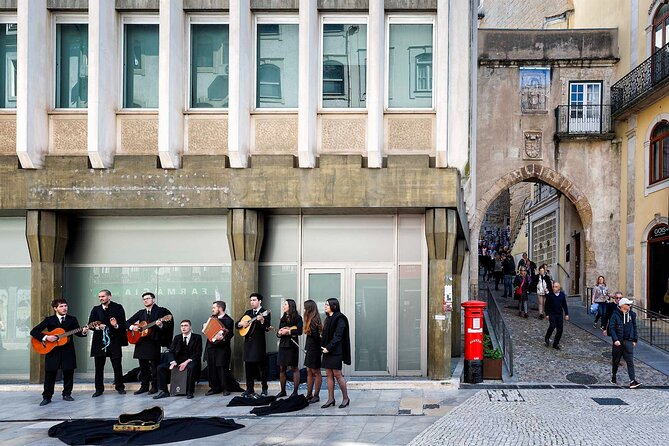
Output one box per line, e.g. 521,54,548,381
592,276,608,329
320,298,351,409
302,299,323,403
276,299,303,397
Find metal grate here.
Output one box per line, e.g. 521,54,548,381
566,372,598,385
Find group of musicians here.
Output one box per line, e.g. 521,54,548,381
30,290,351,409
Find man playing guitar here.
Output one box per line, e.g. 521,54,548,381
126,292,174,395
237,293,271,397
204,300,234,396
30,299,88,406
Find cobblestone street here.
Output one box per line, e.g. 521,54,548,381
484,282,669,386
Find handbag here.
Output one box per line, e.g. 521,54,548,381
590,303,599,315
514,276,526,299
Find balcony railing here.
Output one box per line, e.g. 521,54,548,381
612,41,669,115
555,105,613,136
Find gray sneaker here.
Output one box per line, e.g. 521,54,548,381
629,380,641,389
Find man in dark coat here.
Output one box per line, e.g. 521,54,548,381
154,320,202,399
126,292,174,395
204,300,234,396
544,282,569,350
88,289,127,397
236,292,271,397
609,297,641,388
30,298,89,406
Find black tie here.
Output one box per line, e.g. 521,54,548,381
183,336,188,345
147,311,151,319
60,317,64,324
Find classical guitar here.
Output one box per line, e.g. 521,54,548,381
127,315,173,344
238,310,270,337
268,325,306,353
31,321,102,355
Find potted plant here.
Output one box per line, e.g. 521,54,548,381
483,334,503,380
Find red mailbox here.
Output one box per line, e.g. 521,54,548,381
461,300,487,383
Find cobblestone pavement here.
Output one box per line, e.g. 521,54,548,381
409,388,669,446
485,282,669,385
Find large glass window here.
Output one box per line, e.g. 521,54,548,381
650,121,669,184
387,21,433,109
190,23,229,108
0,22,17,109
123,23,159,109
256,21,299,109
321,22,367,108
56,23,88,108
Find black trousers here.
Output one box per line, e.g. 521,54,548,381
43,369,74,399
208,349,232,392
94,355,125,392
245,361,267,393
138,358,158,390
157,362,197,395
612,340,636,381
545,315,564,347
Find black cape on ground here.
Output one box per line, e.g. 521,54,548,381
227,395,277,406
250,394,309,416
47,417,244,445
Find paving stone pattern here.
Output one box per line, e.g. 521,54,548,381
487,285,669,385
409,388,669,446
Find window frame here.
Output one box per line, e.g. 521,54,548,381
0,14,17,111
385,14,436,112
652,4,669,52
319,14,368,112
186,14,229,112
52,14,88,111
649,120,669,185
253,14,299,112
119,14,160,112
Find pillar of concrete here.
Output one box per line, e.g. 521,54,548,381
451,238,466,357
366,0,384,168
26,211,69,384
425,208,458,379
226,209,264,379
228,0,251,168
297,0,318,168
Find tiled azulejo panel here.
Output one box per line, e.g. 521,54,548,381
319,114,366,154
185,115,228,155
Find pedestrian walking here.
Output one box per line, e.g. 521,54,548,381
535,266,552,319
514,267,531,318
592,276,608,329
544,282,569,350
502,253,516,298
493,254,503,291
601,292,622,336
609,297,641,388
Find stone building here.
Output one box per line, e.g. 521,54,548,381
0,0,476,383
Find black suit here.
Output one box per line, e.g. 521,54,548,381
126,305,174,391
204,314,234,393
237,307,270,393
30,314,86,399
157,333,202,395
88,301,127,393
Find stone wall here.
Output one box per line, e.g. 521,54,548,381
478,0,572,29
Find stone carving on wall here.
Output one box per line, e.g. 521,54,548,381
523,131,542,160
520,67,550,113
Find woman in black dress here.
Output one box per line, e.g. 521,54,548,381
320,298,350,409
276,299,303,397
302,299,322,404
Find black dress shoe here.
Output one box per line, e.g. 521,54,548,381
63,395,74,402
134,387,149,395
309,396,320,404
148,388,158,395
222,391,231,396
186,394,194,399
553,345,561,350
153,391,169,399
117,389,126,395
321,400,336,408
338,399,350,409
206,389,221,396
39,398,51,406
92,391,103,398
261,389,268,396
276,390,287,398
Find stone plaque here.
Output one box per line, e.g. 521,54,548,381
523,131,542,160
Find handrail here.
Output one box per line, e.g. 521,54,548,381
557,262,570,279
480,286,514,376
612,40,669,115
632,305,669,353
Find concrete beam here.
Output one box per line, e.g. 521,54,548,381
47,0,88,9
158,0,185,169
183,0,228,10
228,0,251,168
297,0,317,168
17,0,49,169
366,0,384,168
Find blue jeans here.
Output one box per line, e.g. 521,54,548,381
503,275,514,297
594,302,606,323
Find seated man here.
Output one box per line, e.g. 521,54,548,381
154,320,202,399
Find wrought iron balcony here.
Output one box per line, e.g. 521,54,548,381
555,104,613,138
611,41,669,116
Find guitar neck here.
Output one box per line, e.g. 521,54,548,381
59,326,85,339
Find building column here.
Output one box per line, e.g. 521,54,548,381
228,0,251,168
451,238,466,357
425,208,458,379
26,211,68,384
158,0,185,169
366,0,384,168
88,0,117,168
297,0,318,168
17,0,49,169
227,209,264,379
435,0,449,167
